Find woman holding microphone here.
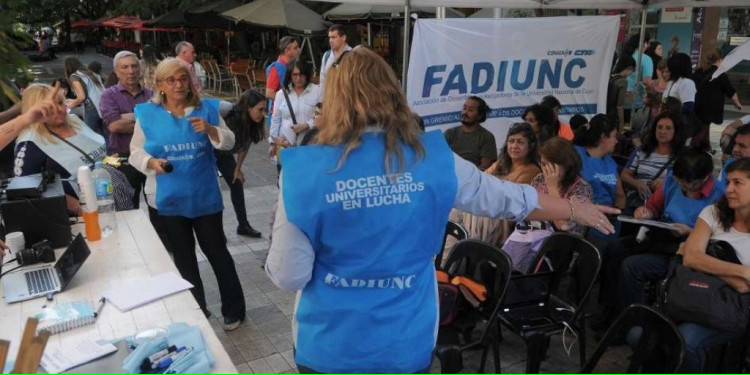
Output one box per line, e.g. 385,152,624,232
129,58,245,330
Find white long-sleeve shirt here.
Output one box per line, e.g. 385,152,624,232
269,84,321,146
129,105,234,208
319,45,353,96
265,152,540,291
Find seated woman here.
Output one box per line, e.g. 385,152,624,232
540,95,575,141
574,114,626,328
618,149,724,312
531,137,593,235
447,123,540,249
676,158,750,372
523,104,556,146
13,83,106,215
620,112,685,213
574,114,626,215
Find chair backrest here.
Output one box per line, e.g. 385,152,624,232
527,232,601,323
581,304,686,373
435,221,468,269
444,240,512,326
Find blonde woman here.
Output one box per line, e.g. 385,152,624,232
13,83,106,214
129,58,245,331
264,47,618,373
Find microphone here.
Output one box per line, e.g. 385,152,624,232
162,162,173,173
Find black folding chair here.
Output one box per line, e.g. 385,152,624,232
499,232,601,373
435,220,468,270
435,240,512,373
581,304,685,373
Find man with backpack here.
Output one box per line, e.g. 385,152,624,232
265,36,300,124
319,25,352,95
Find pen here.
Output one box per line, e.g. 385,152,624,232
151,347,191,370
148,345,179,363
94,297,105,318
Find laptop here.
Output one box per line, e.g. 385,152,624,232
501,271,556,327
2,234,90,303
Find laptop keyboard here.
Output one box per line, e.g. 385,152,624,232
25,268,57,295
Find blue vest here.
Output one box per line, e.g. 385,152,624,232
576,146,618,206
661,171,723,225
281,130,457,373
135,99,223,218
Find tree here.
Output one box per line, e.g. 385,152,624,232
0,5,32,108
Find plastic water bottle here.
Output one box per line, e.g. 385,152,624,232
92,162,117,237
77,165,101,241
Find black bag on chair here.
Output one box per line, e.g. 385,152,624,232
658,241,750,332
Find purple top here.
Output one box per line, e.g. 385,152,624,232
99,82,153,155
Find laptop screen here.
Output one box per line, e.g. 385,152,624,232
503,271,554,308
55,234,91,289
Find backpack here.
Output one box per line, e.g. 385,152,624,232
322,50,333,68
436,270,488,326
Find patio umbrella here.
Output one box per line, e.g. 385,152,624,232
221,0,327,34
323,4,464,21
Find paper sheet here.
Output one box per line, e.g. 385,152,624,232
102,272,193,312
41,340,117,374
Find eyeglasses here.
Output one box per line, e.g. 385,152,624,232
162,76,190,87
332,50,351,68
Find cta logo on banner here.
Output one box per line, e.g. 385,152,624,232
406,16,619,145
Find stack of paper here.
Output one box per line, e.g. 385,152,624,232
102,272,193,311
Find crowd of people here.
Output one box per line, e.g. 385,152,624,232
0,23,749,373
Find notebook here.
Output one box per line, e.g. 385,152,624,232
34,300,96,335
102,272,193,312
40,339,118,374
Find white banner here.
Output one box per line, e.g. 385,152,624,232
407,16,619,147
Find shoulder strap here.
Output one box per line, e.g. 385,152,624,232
323,50,332,67
50,131,96,165
650,151,679,182
281,88,298,125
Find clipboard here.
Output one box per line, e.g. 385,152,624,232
617,215,681,232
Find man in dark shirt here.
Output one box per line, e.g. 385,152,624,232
99,50,151,207
443,96,497,170
99,51,174,254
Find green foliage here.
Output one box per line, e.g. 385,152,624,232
0,6,32,108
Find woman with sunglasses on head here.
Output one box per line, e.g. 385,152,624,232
268,60,321,172
129,58,246,331
446,122,541,251
264,47,619,374
215,90,267,237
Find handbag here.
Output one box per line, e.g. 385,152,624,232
50,132,135,211
274,88,298,165
658,240,750,332
502,223,553,273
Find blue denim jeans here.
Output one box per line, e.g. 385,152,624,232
618,253,671,308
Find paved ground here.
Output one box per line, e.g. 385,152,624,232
29,50,748,373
